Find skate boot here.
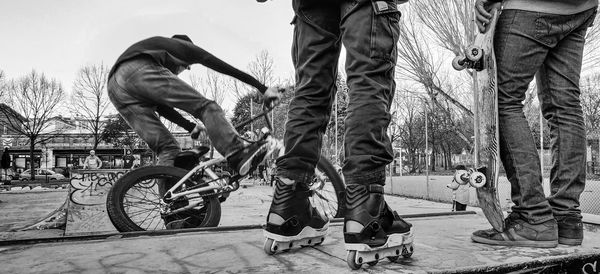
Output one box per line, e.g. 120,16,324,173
263,177,329,254
344,184,414,269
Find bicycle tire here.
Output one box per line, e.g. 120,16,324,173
107,166,221,232
314,155,346,218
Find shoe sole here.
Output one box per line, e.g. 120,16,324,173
559,237,583,246
471,234,557,248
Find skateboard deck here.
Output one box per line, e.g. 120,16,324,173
452,9,505,232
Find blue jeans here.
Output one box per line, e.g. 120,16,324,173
276,0,400,185
107,57,244,166
495,8,597,223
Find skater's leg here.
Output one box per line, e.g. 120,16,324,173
263,0,341,255
338,0,414,268
276,0,342,183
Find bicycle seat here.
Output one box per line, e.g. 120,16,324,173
174,146,211,170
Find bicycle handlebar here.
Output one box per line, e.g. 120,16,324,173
234,86,290,132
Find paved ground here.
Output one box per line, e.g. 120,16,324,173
2,180,600,273
2,213,600,273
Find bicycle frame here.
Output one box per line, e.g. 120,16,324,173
161,102,283,215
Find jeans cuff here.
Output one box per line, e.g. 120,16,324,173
275,169,313,185
344,166,387,186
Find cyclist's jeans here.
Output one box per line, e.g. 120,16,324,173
107,57,244,167
277,0,400,186
495,8,596,223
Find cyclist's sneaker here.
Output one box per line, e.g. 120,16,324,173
164,208,207,229
471,212,558,248
556,215,584,246
263,177,329,254
227,141,269,176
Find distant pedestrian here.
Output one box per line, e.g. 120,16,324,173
123,149,135,169
448,165,469,212
83,150,103,170
1,147,11,179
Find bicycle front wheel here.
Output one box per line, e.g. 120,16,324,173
106,166,221,232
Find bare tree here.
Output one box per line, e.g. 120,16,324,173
583,12,600,70
0,71,64,178
0,70,6,99
70,64,110,149
248,50,276,87
582,74,600,137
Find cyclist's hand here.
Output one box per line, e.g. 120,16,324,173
475,0,501,33
263,86,283,108
191,123,206,140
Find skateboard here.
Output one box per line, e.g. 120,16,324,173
451,8,505,232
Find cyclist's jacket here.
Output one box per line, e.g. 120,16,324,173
490,0,598,14
108,36,267,93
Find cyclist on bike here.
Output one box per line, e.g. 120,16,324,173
107,35,282,227
108,34,281,176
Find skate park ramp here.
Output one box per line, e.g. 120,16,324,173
12,169,122,235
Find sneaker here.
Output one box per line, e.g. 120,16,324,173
556,215,583,246
471,213,558,248
227,141,269,176
164,208,207,229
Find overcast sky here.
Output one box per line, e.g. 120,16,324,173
0,0,295,110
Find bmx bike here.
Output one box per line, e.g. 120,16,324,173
106,92,345,232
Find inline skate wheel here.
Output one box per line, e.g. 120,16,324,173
347,250,362,270
452,56,467,71
402,245,414,258
263,238,276,255
469,171,486,188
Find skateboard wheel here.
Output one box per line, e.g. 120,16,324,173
465,46,483,62
452,56,466,71
454,170,469,185
469,171,486,188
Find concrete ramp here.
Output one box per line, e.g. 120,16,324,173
15,169,125,235
64,169,125,235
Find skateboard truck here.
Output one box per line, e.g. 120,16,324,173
452,46,485,72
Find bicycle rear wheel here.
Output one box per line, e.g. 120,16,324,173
311,156,345,219
107,166,221,232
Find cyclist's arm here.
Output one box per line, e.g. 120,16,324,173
162,38,268,93
156,105,196,132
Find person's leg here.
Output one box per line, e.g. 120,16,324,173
276,0,342,184
456,202,467,212
340,0,413,263
264,0,340,254
471,9,560,247
108,73,180,167
538,8,596,245
340,0,398,186
121,59,245,158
